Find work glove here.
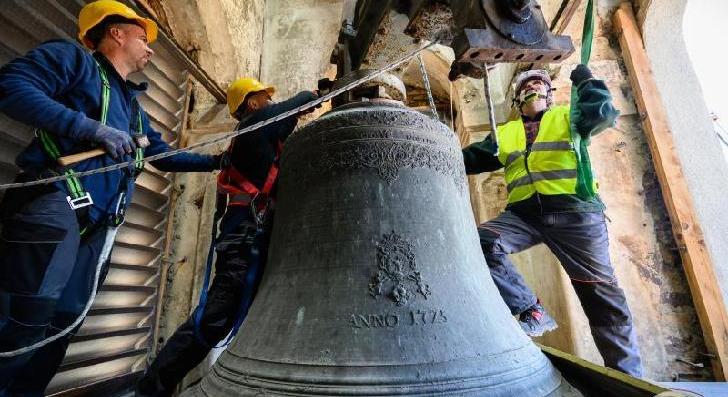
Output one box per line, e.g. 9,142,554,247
570,64,594,87
92,124,136,159
299,90,321,115
448,62,486,82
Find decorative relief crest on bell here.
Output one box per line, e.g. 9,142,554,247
318,139,466,191
369,231,431,306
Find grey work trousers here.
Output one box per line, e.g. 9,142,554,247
478,210,643,378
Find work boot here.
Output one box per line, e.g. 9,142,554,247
518,302,557,337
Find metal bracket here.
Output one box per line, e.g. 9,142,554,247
481,0,546,45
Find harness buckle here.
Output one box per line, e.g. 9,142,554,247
66,193,94,210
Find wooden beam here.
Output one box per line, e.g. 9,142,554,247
539,344,669,397
613,2,728,380
349,0,394,71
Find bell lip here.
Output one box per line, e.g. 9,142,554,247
193,346,564,396
331,98,407,111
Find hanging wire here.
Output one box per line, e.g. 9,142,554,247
417,53,439,120
711,113,728,147
449,80,454,131
483,63,499,154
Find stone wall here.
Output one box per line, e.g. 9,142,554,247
260,0,344,99
148,0,265,126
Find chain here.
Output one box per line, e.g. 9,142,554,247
0,39,440,192
417,53,438,120
449,80,454,131
482,62,499,155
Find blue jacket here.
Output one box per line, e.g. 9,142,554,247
0,40,218,223
229,91,317,190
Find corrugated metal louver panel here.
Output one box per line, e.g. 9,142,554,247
0,1,200,395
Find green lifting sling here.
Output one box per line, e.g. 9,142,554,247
570,0,597,200
36,59,145,212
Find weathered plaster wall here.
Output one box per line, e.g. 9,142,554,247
642,0,728,324
150,0,264,86
260,0,344,99
148,0,265,126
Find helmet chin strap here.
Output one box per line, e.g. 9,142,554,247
514,84,556,114
516,88,549,112
522,91,548,105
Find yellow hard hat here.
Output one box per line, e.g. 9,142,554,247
78,0,158,49
227,78,276,115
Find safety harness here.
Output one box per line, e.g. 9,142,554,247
193,138,283,348
36,59,145,229
216,141,282,221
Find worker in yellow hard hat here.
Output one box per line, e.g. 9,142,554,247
0,1,226,393
78,0,158,49
460,65,643,377
136,78,320,396
226,77,276,118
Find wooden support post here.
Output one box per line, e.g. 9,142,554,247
614,2,728,380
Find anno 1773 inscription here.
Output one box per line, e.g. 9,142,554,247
349,309,448,329
349,231,448,329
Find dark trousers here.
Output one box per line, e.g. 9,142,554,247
0,189,110,396
478,210,643,377
136,206,270,397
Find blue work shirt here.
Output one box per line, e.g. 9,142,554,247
229,91,316,191
0,40,218,224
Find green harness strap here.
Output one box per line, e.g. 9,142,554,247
36,59,146,203
37,60,110,202
569,0,596,200
133,102,145,173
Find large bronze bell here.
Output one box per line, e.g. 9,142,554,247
183,99,573,396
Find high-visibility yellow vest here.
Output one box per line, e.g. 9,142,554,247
496,105,596,204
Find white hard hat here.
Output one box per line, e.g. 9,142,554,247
514,69,552,95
